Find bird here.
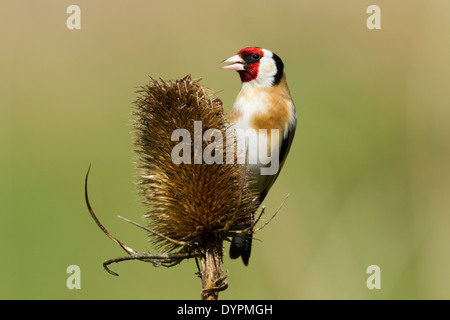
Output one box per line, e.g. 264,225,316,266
222,47,297,265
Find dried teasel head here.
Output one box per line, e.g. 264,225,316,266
133,75,258,253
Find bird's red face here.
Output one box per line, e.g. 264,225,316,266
222,47,284,87
222,47,265,83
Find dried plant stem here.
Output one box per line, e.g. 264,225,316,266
199,235,228,300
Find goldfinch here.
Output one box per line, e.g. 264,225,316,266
222,47,297,265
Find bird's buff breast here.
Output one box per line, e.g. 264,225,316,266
230,86,292,135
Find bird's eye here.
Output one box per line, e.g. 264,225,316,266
252,53,261,60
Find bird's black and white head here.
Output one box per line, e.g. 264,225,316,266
222,47,284,88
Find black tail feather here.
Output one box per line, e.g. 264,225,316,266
230,233,253,266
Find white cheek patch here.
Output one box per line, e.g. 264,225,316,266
259,58,275,78
255,59,276,87
248,49,278,88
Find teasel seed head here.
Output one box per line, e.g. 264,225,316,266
133,75,257,253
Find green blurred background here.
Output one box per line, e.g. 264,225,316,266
1,0,449,299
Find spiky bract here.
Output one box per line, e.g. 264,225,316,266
133,76,257,252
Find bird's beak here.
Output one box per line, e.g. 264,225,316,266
221,54,246,71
